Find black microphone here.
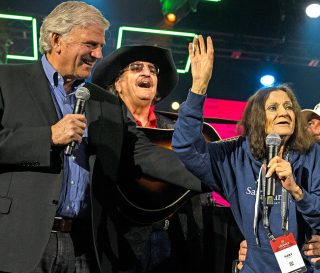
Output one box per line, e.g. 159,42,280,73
64,86,90,156
265,133,281,206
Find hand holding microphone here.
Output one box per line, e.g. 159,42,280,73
51,87,90,155
64,87,90,155
265,133,302,202
265,133,281,206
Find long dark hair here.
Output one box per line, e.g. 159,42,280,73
238,84,313,160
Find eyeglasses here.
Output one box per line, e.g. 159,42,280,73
121,62,160,76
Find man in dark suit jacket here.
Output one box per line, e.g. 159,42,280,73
0,2,201,273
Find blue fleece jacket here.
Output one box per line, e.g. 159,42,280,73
172,91,320,273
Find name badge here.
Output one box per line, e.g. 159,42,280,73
270,232,307,273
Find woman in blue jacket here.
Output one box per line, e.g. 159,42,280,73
173,35,320,272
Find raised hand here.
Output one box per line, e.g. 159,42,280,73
51,114,87,145
189,35,214,95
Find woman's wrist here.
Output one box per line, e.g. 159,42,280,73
290,185,304,201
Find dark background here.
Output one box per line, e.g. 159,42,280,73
1,0,320,111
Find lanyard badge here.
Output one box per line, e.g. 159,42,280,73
270,232,307,273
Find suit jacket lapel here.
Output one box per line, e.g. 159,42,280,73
85,100,101,126
24,62,59,125
84,82,119,125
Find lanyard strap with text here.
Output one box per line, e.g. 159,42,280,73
263,153,289,241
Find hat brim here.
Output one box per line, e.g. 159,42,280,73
301,109,320,121
92,45,178,102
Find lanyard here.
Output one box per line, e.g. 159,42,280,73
262,153,290,241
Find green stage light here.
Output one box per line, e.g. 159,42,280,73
0,14,38,61
160,0,199,24
160,0,179,15
159,0,220,24
117,26,197,73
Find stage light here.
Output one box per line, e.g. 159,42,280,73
160,0,199,24
308,59,320,67
0,14,38,61
171,101,180,111
117,26,197,73
230,51,242,59
260,75,275,87
165,13,177,24
306,3,320,18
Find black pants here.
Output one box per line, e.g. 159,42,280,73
202,206,243,273
31,229,99,273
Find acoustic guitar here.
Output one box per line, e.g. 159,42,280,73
116,121,221,225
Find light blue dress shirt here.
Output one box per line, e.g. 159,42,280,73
41,55,90,218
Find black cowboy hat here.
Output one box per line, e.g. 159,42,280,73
91,45,178,101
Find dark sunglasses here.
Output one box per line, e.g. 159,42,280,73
121,62,160,76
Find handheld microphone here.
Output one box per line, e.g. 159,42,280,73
265,133,281,206
64,86,90,156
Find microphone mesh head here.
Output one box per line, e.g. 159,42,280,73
75,87,90,101
266,133,281,146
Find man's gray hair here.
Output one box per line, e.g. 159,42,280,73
39,1,110,54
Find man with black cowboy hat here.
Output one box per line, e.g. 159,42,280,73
92,45,204,273
92,45,177,128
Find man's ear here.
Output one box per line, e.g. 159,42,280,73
115,78,122,94
50,33,62,54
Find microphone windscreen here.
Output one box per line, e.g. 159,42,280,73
266,133,281,147
75,87,90,101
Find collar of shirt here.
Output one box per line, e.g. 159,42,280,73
41,54,84,91
135,105,157,128
41,54,86,119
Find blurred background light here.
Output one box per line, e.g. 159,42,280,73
160,0,199,24
306,3,320,18
165,13,177,24
171,101,180,111
260,74,276,86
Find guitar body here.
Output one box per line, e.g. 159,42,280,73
116,121,220,224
